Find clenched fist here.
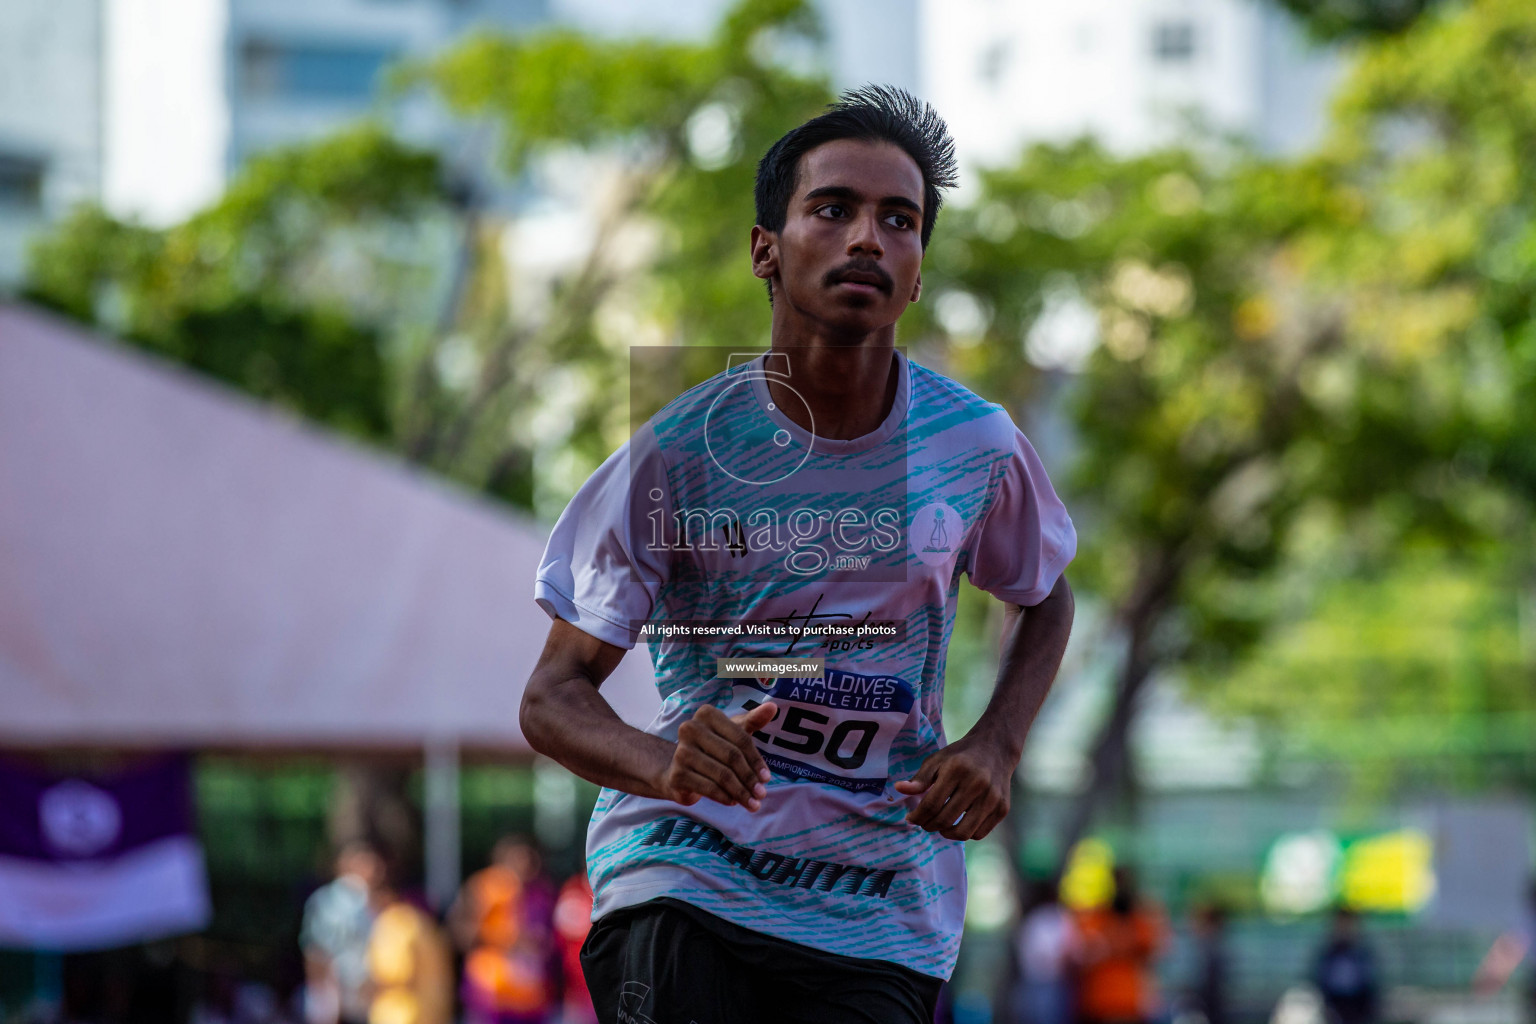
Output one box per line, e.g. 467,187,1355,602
658,702,778,811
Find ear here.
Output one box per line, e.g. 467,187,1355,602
750,225,778,283
909,268,922,304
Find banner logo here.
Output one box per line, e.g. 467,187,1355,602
39,780,122,857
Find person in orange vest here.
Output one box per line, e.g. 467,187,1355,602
1071,868,1168,1024
449,836,557,1024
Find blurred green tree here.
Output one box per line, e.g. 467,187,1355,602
1200,0,1536,795
1206,551,1536,797
910,0,1536,863
396,0,829,509
908,142,1360,865
1275,0,1446,40
1316,0,1536,538
25,126,446,443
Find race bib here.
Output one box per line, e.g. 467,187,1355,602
724,669,916,793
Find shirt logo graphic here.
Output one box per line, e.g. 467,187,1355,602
910,502,961,566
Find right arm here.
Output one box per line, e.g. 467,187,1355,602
520,618,775,811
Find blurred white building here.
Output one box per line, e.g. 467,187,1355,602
106,0,546,225
0,0,922,287
554,0,1341,168
0,0,104,284
923,0,1342,168
0,0,548,285
0,0,1335,284
555,0,924,100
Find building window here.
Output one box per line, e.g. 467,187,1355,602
241,40,398,102
0,154,45,211
1152,20,1196,63
978,40,1012,90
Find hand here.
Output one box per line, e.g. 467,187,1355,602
658,703,777,811
893,733,1015,841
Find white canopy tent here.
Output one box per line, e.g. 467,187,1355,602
0,303,660,748
0,304,660,901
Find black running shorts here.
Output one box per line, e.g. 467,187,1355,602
580,897,942,1024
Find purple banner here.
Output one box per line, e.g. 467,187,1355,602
0,755,194,863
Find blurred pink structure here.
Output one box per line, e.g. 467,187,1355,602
0,303,661,752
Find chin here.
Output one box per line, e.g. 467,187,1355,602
782,286,904,335
826,296,905,329
822,312,892,337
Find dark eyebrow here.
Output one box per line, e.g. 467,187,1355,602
803,184,922,216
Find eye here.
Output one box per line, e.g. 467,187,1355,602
816,203,848,219
885,212,916,230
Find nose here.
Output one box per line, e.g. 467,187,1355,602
846,210,883,258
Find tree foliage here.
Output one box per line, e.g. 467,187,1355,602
907,140,1363,852
1275,0,1446,41
397,0,830,503
1217,0,1536,790
24,125,447,441
907,0,1536,845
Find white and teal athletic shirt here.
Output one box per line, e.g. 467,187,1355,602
534,349,1075,979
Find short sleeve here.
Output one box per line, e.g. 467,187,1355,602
964,424,1076,606
534,425,671,649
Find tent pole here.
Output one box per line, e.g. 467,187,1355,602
423,738,461,913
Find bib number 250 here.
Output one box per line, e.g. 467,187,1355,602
741,700,879,770
722,670,916,794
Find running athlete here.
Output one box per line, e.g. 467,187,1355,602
524,85,1076,1023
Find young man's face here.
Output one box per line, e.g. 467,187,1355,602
753,138,926,336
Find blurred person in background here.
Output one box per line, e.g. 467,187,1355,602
552,867,596,1024
1186,903,1230,1024
1011,877,1079,1024
232,982,291,1024
301,842,386,1024
364,860,453,1024
1473,879,1536,1019
1311,906,1379,1024
1072,867,1168,1024
449,836,557,1024
194,974,293,1024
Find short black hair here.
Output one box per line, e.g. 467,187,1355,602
754,84,958,253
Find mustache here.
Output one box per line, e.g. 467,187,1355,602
823,258,893,295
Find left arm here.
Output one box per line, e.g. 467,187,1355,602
894,573,1075,840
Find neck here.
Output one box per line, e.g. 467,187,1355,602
766,314,901,441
